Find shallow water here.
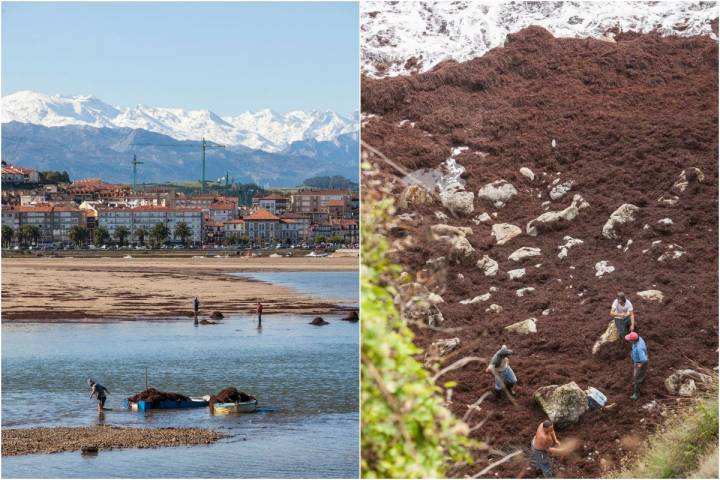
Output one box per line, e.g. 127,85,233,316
231,271,359,305
1,313,358,478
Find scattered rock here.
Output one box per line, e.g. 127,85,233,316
459,293,491,304
636,290,664,302
431,224,475,261
656,242,686,262
672,167,705,194
558,236,584,259
657,194,679,206
476,255,499,276
477,180,518,208
398,184,432,209
595,261,615,277
505,318,537,334
341,311,359,322
592,321,619,354
549,180,574,200
471,212,492,225
533,382,588,427
81,446,99,454
507,268,526,280
520,167,535,181
434,211,450,222
658,218,674,226
516,287,535,297
664,369,713,396
602,204,640,239
398,283,445,327
426,338,461,359
209,311,224,320
428,293,445,304
309,317,329,326
486,304,503,313
527,194,589,236
491,223,522,245
508,246,542,262
440,189,475,216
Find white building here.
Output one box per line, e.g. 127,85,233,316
98,206,203,244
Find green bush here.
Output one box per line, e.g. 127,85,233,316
361,195,474,478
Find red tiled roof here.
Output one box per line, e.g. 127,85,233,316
206,221,225,228
209,202,236,210
259,193,288,201
2,165,35,175
330,219,357,226
244,208,280,221
326,199,346,207
97,206,202,213
225,219,245,224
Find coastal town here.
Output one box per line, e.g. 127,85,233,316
1,161,359,250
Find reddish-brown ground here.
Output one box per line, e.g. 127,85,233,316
362,27,718,478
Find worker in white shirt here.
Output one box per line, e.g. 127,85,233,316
609,292,635,338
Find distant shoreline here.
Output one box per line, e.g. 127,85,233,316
1,256,358,322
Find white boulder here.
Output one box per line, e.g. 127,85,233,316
592,320,619,354
664,369,713,396
516,287,535,297
476,255,499,276
509,246,542,262
602,204,640,239
491,223,522,245
636,290,664,302
505,318,537,334
672,167,704,193
527,194,589,236
459,293,491,305
471,212,492,225
507,268,526,280
558,236,584,259
533,382,589,427
520,167,535,181
477,180,518,208
486,304,503,313
439,188,475,216
595,261,615,277
549,180,574,200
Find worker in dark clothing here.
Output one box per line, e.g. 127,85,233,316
625,331,649,400
485,344,517,398
88,378,110,411
193,297,200,325
530,420,562,478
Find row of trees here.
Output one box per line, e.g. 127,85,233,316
1,222,194,248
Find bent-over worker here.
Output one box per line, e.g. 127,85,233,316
530,420,561,478
485,344,517,397
88,378,110,411
610,292,635,338
625,331,649,400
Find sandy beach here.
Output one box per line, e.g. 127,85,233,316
1,256,358,321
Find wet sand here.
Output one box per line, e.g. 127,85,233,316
2,426,225,456
1,256,358,322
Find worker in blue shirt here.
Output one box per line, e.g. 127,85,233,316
625,331,649,400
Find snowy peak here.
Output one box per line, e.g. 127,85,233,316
1,91,358,152
361,1,719,78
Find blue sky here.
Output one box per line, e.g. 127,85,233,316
2,1,359,115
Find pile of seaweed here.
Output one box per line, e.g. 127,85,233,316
208,387,255,407
127,388,190,403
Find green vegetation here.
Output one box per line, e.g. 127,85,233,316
94,226,110,246
143,181,264,206
2,225,14,247
616,376,718,478
303,175,358,191
68,225,88,247
39,170,70,184
150,223,170,247
135,228,147,246
174,222,192,246
361,195,474,478
17,225,40,247
114,225,130,246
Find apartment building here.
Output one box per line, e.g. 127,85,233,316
243,208,280,244
208,201,237,222
1,164,39,184
254,193,290,215
224,219,246,238
290,189,353,214
1,203,86,244
98,206,203,244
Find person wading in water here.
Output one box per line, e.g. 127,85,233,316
88,378,110,412
193,297,200,324
256,301,263,327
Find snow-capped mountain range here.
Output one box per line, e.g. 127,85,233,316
362,1,719,78
2,90,358,152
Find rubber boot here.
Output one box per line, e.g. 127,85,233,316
630,384,639,401
494,389,502,399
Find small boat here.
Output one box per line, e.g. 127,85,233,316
124,397,209,412
203,395,257,414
